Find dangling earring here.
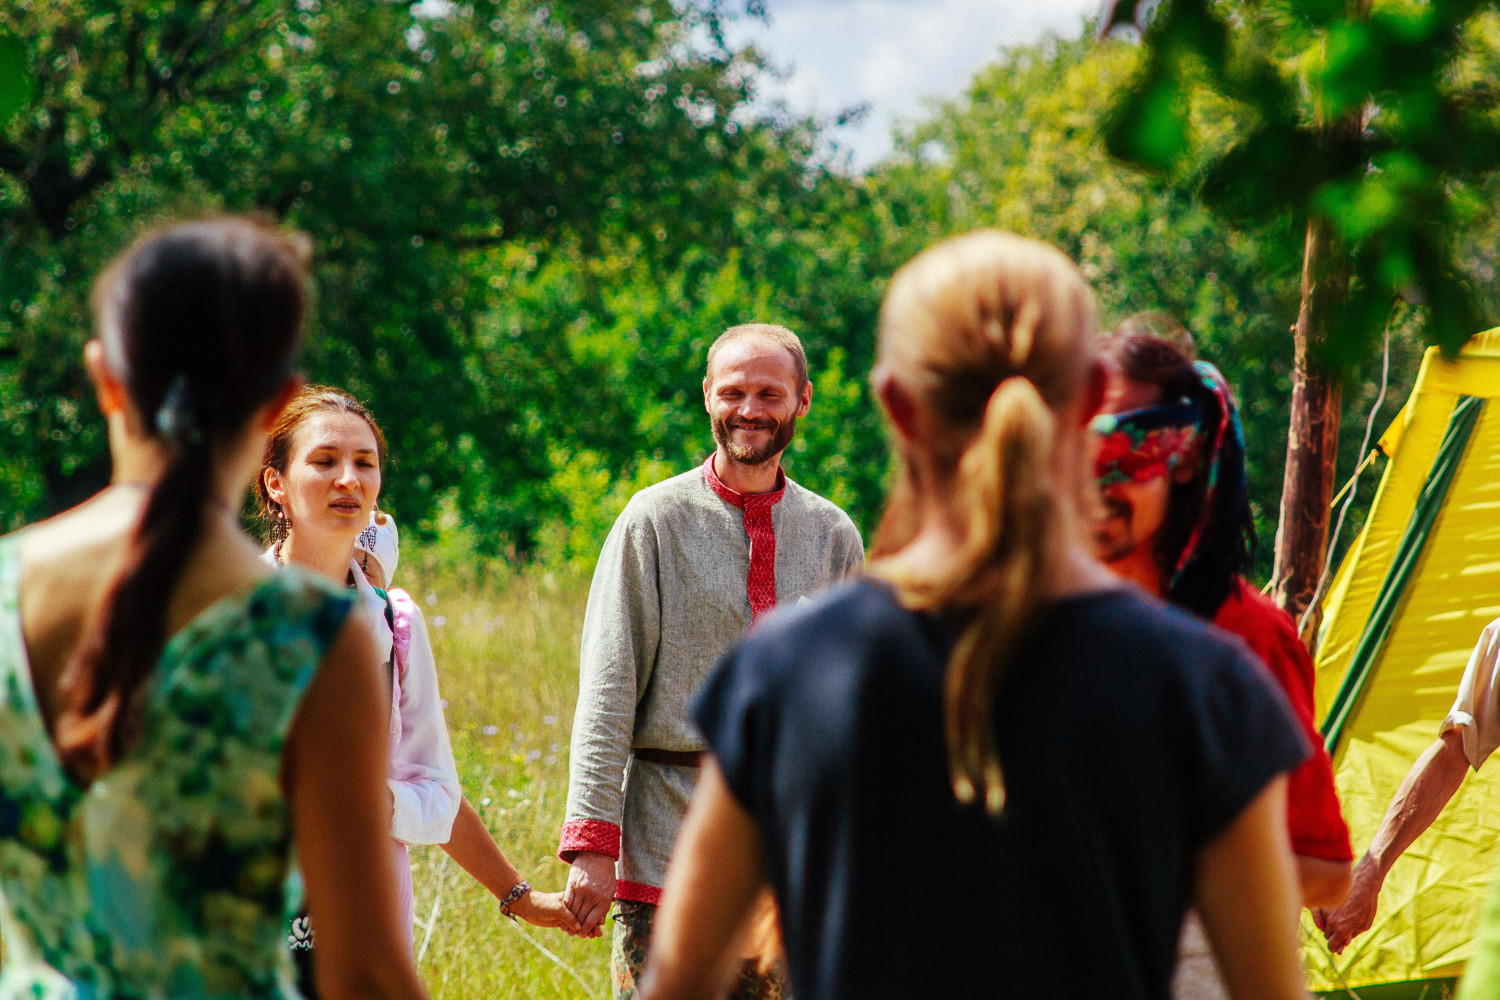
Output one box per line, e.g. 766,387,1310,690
274,506,289,542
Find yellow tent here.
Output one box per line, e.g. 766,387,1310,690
1307,329,1500,996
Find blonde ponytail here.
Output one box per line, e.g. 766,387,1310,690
896,378,1058,813
870,230,1096,815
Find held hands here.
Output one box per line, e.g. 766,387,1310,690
565,850,617,939
508,888,584,935
1315,854,1383,954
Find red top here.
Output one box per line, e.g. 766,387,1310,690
702,454,785,623
1213,579,1353,861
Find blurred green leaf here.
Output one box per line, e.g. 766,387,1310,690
1201,125,1319,220
1106,71,1192,171
1371,4,1438,46
0,32,29,122
1315,21,1384,119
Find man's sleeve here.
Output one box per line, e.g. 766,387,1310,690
837,514,865,578
388,601,463,845
558,503,661,862
1441,619,1500,770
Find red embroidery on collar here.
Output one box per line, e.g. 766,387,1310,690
703,455,785,622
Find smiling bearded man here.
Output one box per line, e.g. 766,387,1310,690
558,323,865,1000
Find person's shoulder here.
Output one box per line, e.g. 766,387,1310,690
386,585,424,627
781,477,860,532
1075,587,1257,675
1214,578,1299,641
616,466,711,522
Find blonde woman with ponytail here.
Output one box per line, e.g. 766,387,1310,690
638,231,1310,1000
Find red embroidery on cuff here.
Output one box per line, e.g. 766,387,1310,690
558,819,621,863
703,455,785,622
616,880,663,905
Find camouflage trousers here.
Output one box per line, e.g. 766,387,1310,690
611,900,788,1000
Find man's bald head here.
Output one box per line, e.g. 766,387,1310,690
705,323,808,391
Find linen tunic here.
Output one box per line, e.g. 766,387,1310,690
559,461,864,902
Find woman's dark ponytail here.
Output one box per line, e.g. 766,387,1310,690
55,217,310,775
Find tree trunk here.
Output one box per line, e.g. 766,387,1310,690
1271,216,1347,642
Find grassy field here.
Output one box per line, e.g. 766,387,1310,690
404,557,613,1000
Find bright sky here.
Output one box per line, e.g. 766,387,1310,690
727,0,1101,171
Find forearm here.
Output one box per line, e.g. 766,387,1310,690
1297,855,1352,908
1365,730,1469,877
559,692,630,861
442,798,525,900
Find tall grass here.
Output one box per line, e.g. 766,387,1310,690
404,555,612,999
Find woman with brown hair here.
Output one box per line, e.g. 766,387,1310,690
638,231,1311,1000
254,385,576,983
0,218,428,1000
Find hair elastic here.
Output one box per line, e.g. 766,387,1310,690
154,375,204,445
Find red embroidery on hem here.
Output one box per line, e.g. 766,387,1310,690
702,455,785,622
616,880,663,905
558,819,621,863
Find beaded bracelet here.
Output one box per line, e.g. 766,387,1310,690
499,880,532,920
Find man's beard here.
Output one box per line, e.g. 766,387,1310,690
1092,496,1140,564
712,413,797,466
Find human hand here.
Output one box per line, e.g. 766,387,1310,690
565,850,616,938
510,888,584,935
1315,855,1383,954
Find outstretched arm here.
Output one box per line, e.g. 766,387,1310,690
442,798,580,933
1316,728,1469,953
1195,776,1307,1000
637,760,766,1000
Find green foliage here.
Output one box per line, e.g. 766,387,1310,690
3,0,1476,578
1102,0,1500,371
877,31,1423,579
0,0,898,553
0,32,29,123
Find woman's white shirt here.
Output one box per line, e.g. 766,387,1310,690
263,544,461,845
375,577,462,846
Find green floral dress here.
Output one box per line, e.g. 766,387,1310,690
0,534,353,1000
